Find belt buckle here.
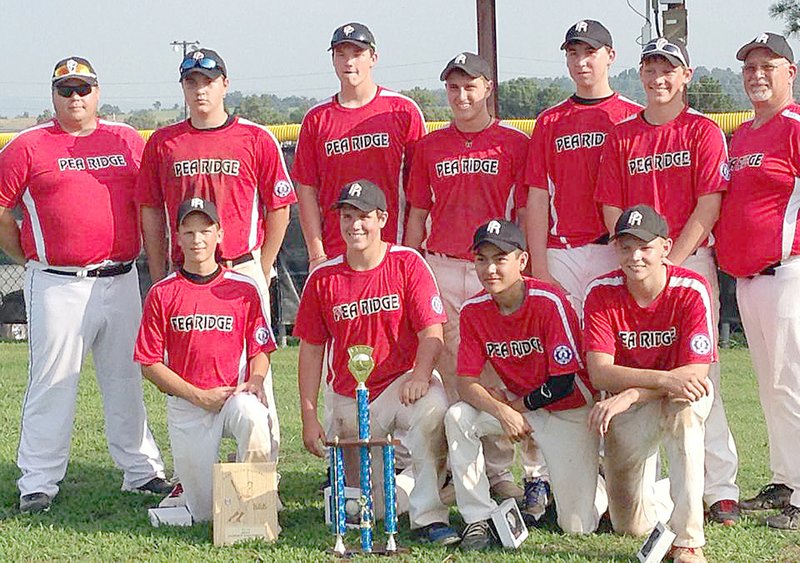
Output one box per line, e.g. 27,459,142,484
76,269,88,278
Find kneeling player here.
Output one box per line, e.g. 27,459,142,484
134,199,278,522
446,220,604,550
295,180,458,545
585,205,714,563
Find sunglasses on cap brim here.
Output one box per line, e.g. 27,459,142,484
55,83,93,98
53,62,96,80
641,41,688,66
180,57,220,72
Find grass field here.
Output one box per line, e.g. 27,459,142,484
0,343,798,562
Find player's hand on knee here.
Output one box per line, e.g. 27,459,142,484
302,418,327,457
497,405,532,442
399,373,431,406
588,391,635,436
234,380,267,405
193,386,235,412
668,373,709,402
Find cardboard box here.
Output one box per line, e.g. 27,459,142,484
323,485,362,529
148,506,192,527
490,498,528,549
213,462,280,546
637,521,677,563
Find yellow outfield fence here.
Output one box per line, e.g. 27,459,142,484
0,111,756,149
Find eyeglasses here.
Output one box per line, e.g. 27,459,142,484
55,83,93,98
641,40,688,67
742,62,790,75
53,62,95,79
180,57,219,72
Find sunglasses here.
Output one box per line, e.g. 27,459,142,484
641,40,688,67
53,62,95,79
55,83,93,98
180,57,219,72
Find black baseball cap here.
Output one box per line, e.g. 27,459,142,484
179,49,227,81
560,20,613,50
611,205,669,242
440,52,492,81
52,56,98,86
329,22,376,51
177,197,220,227
332,180,387,212
472,220,526,253
641,37,690,67
736,32,795,62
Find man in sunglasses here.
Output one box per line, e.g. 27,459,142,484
0,56,170,514
137,48,295,468
715,32,800,531
595,38,741,528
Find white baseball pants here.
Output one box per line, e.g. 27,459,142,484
736,255,800,507
18,264,165,498
547,243,618,319
166,392,274,522
445,401,605,532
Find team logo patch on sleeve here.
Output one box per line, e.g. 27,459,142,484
431,295,444,315
690,334,712,355
553,344,574,365
274,180,293,198
255,326,270,346
720,161,731,181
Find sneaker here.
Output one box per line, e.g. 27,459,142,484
740,483,793,511
490,480,525,502
668,546,707,563
521,477,551,525
135,477,174,496
707,499,739,526
415,522,460,546
460,519,496,551
19,492,51,514
158,483,185,508
766,504,800,530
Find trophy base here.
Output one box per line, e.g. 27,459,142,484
329,544,409,558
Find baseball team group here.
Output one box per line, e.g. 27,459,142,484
0,15,797,562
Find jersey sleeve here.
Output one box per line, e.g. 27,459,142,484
135,134,164,207
692,120,729,198
256,128,297,211
540,292,584,376
403,251,447,332
583,287,617,356
292,110,320,187
594,129,625,208
125,127,146,169
405,141,433,210
293,273,329,345
512,133,530,210
134,288,167,365
245,285,278,358
401,102,427,191
456,305,487,377
676,278,717,365
524,118,549,191
0,134,32,209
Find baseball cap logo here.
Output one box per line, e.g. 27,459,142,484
192,51,205,60
487,220,502,235
756,33,770,44
574,21,588,33
343,25,355,36
348,183,363,197
190,197,205,209
66,59,78,73
628,211,643,226
655,37,669,50
455,53,467,64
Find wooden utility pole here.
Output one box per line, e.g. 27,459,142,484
476,0,499,117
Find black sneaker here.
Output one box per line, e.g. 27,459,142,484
20,492,51,514
460,519,496,551
740,483,792,511
766,504,800,530
135,477,174,496
707,499,740,526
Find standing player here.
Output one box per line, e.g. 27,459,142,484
586,205,715,563
404,52,530,503
0,56,168,513
293,22,426,267
446,220,604,550
135,198,277,522
295,180,458,545
595,38,741,525
715,32,800,530
525,19,641,316
138,48,294,462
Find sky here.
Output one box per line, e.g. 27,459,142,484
0,0,783,116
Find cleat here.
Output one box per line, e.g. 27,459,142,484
20,492,52,514
158,483,186,508
135,477,174,496
668,546,707,563
460,519,496,551
415,522,460,546
707,499,739,526
521,477,551,526
740,483,792,511
490,480,524,502
766,504,800,531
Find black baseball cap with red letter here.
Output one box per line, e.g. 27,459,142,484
611,205,669,242
736,32,795,62
179,49,227,81
472,219,526,253
333,180,387,212
440,52,492,81
177,197,220,227
560,20,613,50
329,22,376,51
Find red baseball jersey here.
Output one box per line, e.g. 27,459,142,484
406,121,528,259
595,107,728,243
457,277,594,411
136,116,296,264
716,104,800,277
525,94,642,248
0,119,144,266
134,268,276,390
584,265,717,371
292,87,426,255
293,244,446,400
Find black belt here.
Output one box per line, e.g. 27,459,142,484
749,262,781,278
222,252,254,268
44,261,134,278
591,234,610,245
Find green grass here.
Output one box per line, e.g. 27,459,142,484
0,343,798,561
